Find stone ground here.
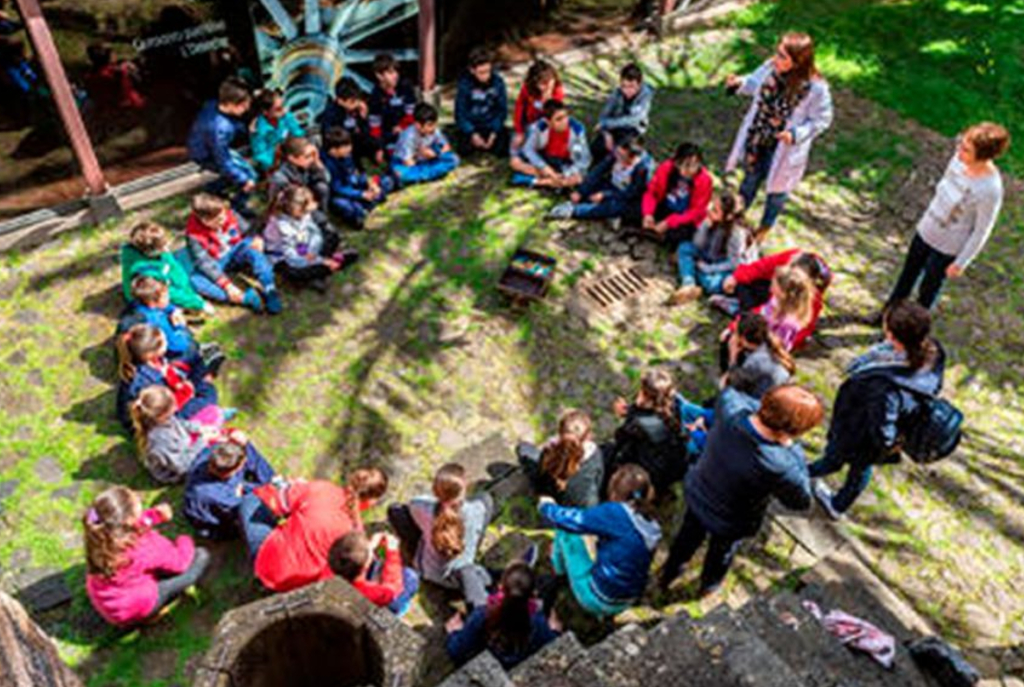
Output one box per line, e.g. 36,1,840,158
1,25,1023,687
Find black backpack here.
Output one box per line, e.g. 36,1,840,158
860,368,964,464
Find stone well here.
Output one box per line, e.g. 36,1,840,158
192,578,424,687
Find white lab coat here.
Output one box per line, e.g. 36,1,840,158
725,60,834,195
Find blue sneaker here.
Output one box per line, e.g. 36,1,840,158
263,289,283,315
242,288,264,313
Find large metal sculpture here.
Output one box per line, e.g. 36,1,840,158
251,0,420,123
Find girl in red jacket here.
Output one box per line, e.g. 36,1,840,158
512,60,564,154
712,249,832,351
84,486,209,627
641,142,713,245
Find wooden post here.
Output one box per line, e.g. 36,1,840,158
0,592,82,687
15,0,108,199
417,0,436,98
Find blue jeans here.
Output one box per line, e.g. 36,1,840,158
886,233,956,310
807,443,874,513
239,492,278,561
573,197,632,221
367,561,420,616
189,239,277,304
393,151,459,186
739,150,789,230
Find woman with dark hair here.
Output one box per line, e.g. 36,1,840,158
445,561,562,670
811,300,946,519
724,32,833,238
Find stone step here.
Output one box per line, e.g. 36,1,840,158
508,631,603,687
691,604,811,687
435,651,514,687
737,590,870,687
574,623,656,687
638,611,746,687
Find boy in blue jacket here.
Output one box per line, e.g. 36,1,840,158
392,103,459,187
369,53,417,150
322,127,394,229
590,63,655,164
119,276,225,376
184,436,277,540
454,47,509,158
319,76,382,169
187,78,256,216
548,133,652,224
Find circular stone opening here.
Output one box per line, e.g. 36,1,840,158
231,613,384,687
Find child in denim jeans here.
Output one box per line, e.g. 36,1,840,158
671,192,757,305
322,127,394,229
547,133,652,224
392,103,459,186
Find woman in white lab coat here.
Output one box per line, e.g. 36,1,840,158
725,32,833,239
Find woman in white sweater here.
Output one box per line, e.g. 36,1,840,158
883,122,1009,312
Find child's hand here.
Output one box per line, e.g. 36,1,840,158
242,180,256,193
570,192,581,203
375,149,385,165
725,74,742,90
250,236,265,252
612,397,629,418
548,608,564,633
776,130,794,146
403,157,415,167
226,284,245,303
170,309,187,328
642,215,655,230
720,327,733,343
325,258,342,271
420,146,437,160
589,192,604,203
511,132,524,150
357,101,369,117
471,133,485,149
382,532,399,550
654,220,669,234
154,503,173,521
445,613,464,634
722,276,737,294
686,417,706,432
484,132,496,148
363,189,377,201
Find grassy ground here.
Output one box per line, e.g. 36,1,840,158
1,14,1023,687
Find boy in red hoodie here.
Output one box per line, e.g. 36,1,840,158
329,531,420,616
185,193,282,314
641,142,713,246
239,469,389,593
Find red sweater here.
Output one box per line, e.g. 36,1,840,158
513,81,565,135
253,481,364,592
351,546,403,607
641,162,713,229
731,249,831,350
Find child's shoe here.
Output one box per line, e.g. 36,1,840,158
199,343,227,377
242,288,264,313
333,250,360,271
263,289,283,315
668,285,703,306
812,480,844,521
547,202,574,220
708,295,740,317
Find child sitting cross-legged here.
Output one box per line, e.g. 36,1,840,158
264,185,360,292
84,486,210,627
445,561,562,670
392,103,460,187
268,136,333,228
186,193,281,314
547,133,652,224
115,324,227,433
322,127,394,230
120,275,225,375
328,530,420,617
120,220,209,314
517,409,604,508
670,191,758,305
368,53,418,150
590,62,655,165
319,76,382,168
184,436,277,540
130,385,218,485
454,46,509,158
511,100,591,190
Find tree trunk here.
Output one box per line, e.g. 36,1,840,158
0,591,82,687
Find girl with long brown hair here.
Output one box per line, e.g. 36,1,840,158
540,463,662,617
84,486,209,627
517,409,604,507
606,368,690,492
512,59,564,152
724,31,833,238
387,463,495,609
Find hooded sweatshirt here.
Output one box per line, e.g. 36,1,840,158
540,500,661,605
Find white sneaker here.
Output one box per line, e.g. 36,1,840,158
547,202,575,220
812,480,844,521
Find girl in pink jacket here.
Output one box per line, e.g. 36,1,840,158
84,486,210,626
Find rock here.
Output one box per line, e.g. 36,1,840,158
4,350,26,367
52,484,81,502
8,549,31,571
33,457,64,485
0,591,82,686
25,369,43,387
0,480,18,506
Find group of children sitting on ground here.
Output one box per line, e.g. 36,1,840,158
80,30,1011,674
